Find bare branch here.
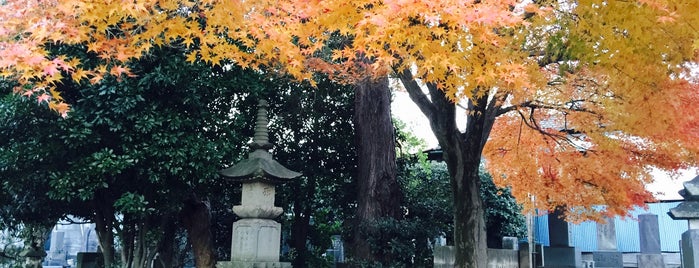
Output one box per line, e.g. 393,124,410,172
497,99,601,117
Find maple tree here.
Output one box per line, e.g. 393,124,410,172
2,0,699,267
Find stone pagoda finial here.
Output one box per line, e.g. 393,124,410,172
251,100,273,151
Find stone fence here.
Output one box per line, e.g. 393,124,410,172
434,246,521,268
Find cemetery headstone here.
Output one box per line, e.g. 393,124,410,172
216,100,300,268
548,208,572,247
326,235,345,267
46,231,66,266
518,242,544,268
487,248,519,268
637,213,665,268
433,246,455,268
669,175,699,268
592,218,623,268
502,237,519,250
543,207,582,268
639,214,662,254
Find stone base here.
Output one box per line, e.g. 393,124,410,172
231,218,283,262
637,254,665,268
542,246,582,268
682,229,699,268
216,261,291,268
487,248,518,268
592,251,623,268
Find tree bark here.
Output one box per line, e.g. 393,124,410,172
93,191,116,268
351,75,402,263
399,70,498,268
156,214,178,268
290,176,315,267
180,195,216,268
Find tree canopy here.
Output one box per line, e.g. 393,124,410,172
2,0,699,267
1,1,697,215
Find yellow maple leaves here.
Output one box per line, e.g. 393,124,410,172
1,0,699,219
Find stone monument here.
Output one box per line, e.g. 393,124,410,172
433,246,456,268
592,217,623,268
543,207,582,268
18,244,46,268
637,213,665,268
217,100,301,268
669,175,699,268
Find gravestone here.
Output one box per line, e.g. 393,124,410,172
487,248,518,268
433,246,455,268
592,218,623,268
669,175,699,268
637,213,665,268
519,242,544,268
46,231,67,266
216,100,300,268
543,207,582,268
326,235,345,267
502,237,518,250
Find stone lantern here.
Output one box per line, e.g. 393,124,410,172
669,175,699,268
217,100,300,268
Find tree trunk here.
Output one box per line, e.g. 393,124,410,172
446,149,488,268
399,71,498,267
290,176,315,267
93,191,116,268
351,75,402,263
180,195,216,268
156,214,178,268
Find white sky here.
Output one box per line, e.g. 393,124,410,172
391,90,693,201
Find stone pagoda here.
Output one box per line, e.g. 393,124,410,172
217,100,300,268
668,175,699,268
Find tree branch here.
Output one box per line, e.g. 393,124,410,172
497,99,601,117
397,68,437,119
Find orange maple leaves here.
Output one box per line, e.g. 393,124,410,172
1,0,699,220
1,0,544,113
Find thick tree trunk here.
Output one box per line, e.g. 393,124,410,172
399,71,498,268
351,75,402,263
436,124,488,268
180,195,216,268
446,149,488,268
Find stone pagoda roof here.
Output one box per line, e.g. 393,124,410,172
668,175,699,220
219,100,301,183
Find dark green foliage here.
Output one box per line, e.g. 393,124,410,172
479,170,527,248
267,74,357,266
352,159,527,267
0,80,88,230
0,45,265,266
